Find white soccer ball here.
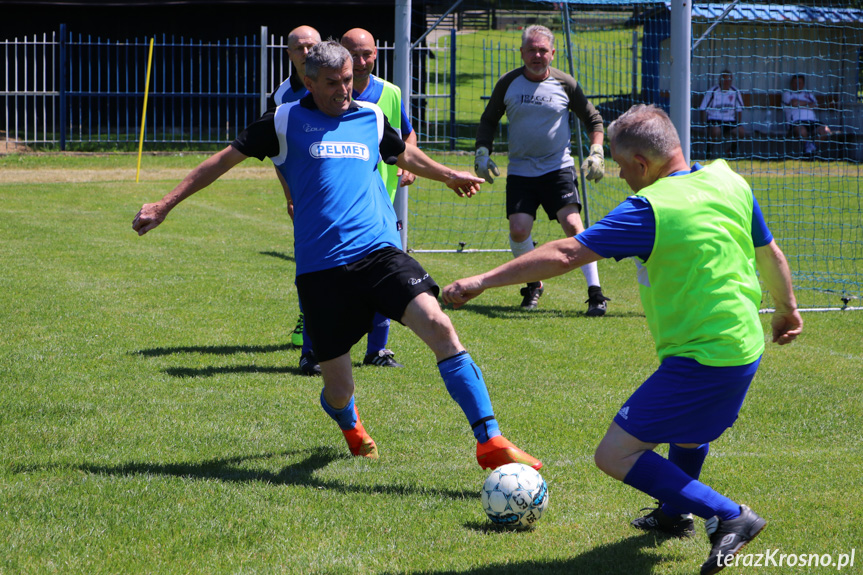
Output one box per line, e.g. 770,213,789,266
481,463,548,529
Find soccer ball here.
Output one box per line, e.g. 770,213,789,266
481,463,548,529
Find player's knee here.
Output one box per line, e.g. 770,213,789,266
509,227,531,243
593,444,614,476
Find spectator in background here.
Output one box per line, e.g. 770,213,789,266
698,70,745,158
782,74,831,155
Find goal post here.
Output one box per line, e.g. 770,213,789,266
401,0,862,310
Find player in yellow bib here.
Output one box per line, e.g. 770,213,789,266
444,105,803,575
339,27,418,369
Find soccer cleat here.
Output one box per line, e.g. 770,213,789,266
363,349,405,368
700,505,767,575
519,282,544,309
291,313,304,347
476,435,542,471
630,503,696,538
585,286,611,317
342,421,379,459
299,351,321,376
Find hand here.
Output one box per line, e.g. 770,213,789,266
580,144,605,183
132,201,170,236
474,147,500,184
397,168,417,187
771,308,803,345
442,276,486,308
445,171,484,198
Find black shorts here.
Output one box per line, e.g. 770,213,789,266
505,166,581,221
295,247,439,362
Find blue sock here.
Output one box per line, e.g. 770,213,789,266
319,389,357,431
366,312,390,356
623,450,741,520
662,443,710,516
438,351,500,443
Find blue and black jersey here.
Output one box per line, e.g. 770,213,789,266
232,95,406,275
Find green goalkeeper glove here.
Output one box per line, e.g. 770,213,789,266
580,144,605,183
474,147,500,184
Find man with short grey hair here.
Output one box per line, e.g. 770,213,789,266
445,104,802,575
134,40,543,473
474,24,610,314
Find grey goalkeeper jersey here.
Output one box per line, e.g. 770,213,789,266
476,66,603,178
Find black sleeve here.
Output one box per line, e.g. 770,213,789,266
230,111,280,160
380,115,406,165
475,68,522,152
554,69,604,134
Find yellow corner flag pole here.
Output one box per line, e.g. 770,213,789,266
136,37,155,183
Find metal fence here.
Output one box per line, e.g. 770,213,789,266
0,26,438,151
1,25,630,152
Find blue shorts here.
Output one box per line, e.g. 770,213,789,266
614,356,761,444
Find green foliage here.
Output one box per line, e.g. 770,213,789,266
0,155,861,574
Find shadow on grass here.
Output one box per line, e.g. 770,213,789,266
163,364,303,378
260,250,294,263
136,343,295,358
451,303,645,320
16,447,476,500
381,533,665,575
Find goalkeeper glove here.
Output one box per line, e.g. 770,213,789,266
580,144,605,183
474,147,500,184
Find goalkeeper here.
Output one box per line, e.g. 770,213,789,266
445,104,803,575
475,25,610,315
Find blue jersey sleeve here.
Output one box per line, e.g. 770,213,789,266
575,193,773,261
575,197,656,262
752,195,773,247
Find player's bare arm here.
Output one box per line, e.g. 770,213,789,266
133,146,248,236
396,142,484,197
755,239,803,345
275,169,294,220
397,130,418,187
443,238,603,308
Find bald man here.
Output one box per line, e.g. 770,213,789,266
339,27,419,369
268,25,321,108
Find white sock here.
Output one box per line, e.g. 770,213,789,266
582,261,600,287
510,235,534,259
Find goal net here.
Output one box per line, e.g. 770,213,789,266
406,0,862,310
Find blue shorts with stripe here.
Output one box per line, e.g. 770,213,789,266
614,355,761,444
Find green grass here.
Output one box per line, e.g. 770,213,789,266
1,154,862,574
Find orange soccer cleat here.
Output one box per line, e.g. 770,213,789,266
476,435,542,470
342,420,379,459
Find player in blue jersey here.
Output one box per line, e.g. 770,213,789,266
268,25,319,109
444,105,802,574
133,41,542,472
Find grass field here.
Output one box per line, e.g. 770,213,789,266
1,153,862,574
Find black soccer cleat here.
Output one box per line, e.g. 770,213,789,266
631,504,696,538
700,505,767,575
363,349,404,368
299,351,321,376
519,281,544,309
585,285,611,317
